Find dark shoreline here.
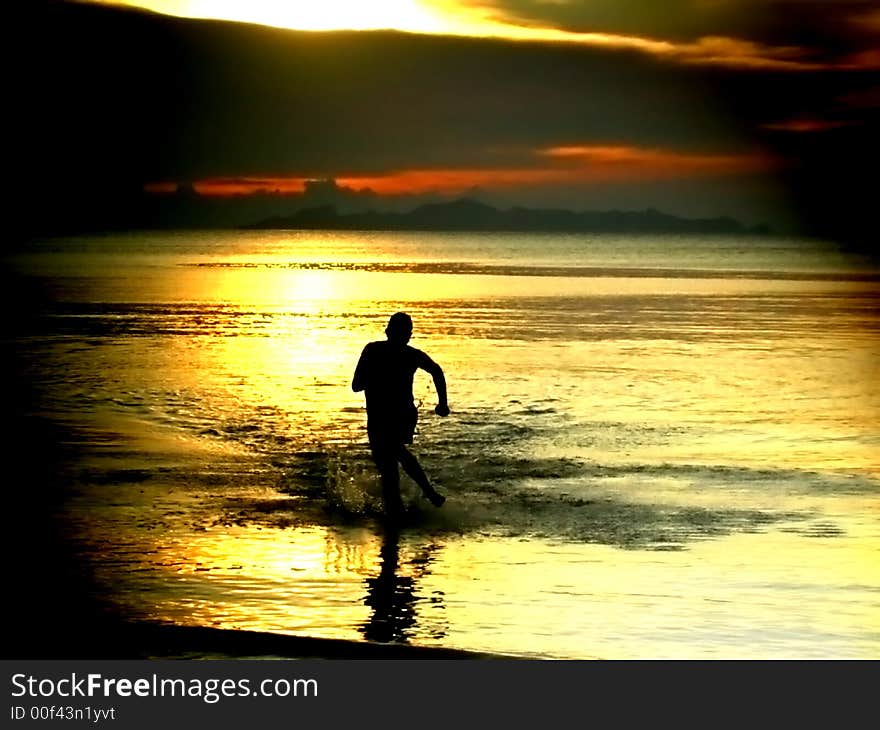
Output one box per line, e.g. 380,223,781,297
131,622,509,660
7,619,510,661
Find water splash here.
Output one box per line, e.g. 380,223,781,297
324,451,385,516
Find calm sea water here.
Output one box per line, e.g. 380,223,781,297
8,229,880,658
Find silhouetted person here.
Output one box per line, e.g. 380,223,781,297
352,312,448,519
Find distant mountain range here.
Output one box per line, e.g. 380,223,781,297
244,198,771,234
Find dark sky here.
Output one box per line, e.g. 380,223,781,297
13,0,880,248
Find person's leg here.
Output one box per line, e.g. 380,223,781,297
398,446,445,507
370,436,405,519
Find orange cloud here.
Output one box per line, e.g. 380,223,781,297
851,8,880,33
144,178,313,195
145,144,778,197
840,48,880,70
664,36,828,71
536,144,777,178
760,118,853,133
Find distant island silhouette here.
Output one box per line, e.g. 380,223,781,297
244,198,772,235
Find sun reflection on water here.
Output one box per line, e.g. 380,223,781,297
140,521,451,644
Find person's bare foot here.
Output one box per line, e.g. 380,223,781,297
425,488,446,508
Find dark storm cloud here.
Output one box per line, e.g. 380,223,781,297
459,0,880,65
458,0,755,39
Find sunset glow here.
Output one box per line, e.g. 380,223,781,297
144,145,778,197
187,0,448,32
112,0,454,33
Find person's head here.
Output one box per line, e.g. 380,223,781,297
385,311,413,344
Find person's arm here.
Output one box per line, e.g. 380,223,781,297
420,353,449,416
352,346,370,392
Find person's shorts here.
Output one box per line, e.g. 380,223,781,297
367,406,418,450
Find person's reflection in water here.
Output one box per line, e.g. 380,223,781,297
360,526,445,644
